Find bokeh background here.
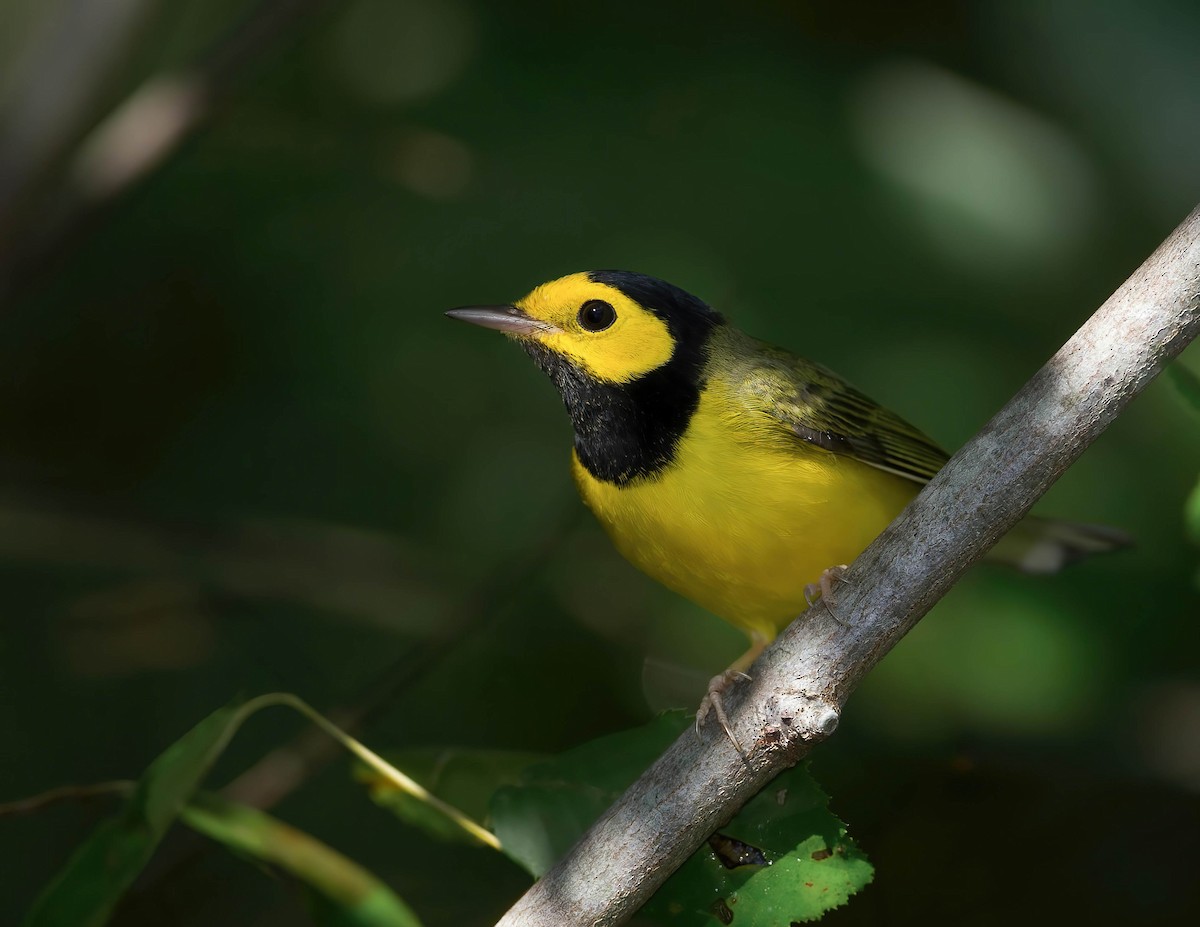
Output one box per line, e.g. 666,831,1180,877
1,0,1198,924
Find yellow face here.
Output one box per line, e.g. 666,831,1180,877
515,273,676,384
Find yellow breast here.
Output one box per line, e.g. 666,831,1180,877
571,377,919,641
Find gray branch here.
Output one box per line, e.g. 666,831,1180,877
495,204,1200,927
0,0,154,231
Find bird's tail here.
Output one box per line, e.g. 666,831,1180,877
987,515,1132,575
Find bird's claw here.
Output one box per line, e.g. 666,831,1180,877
804,564,851,620
695,669,752,754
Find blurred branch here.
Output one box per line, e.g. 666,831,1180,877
0,491,577,782
0,0,333,304
496,208,1200,927
0,498,438,633
0,0,155,237
0,780,132,817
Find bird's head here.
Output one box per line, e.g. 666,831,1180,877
446,270,724,386
447,271,725,484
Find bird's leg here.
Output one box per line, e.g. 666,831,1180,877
804,563,851,619
696,631,771,753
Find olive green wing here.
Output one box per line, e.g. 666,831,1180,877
732,342,950,484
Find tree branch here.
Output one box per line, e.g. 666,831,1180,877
0,0,155,237
0,0,332,305
496,204,1200,927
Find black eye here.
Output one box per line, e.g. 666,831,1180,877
578,299,617,332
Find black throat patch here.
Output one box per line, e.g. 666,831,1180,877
522,271,723,486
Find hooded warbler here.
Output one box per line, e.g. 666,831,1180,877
447,271,1127,736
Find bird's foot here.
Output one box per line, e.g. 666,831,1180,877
696,668,753,754
804,563,851,620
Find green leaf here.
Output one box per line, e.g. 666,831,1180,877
642,769,873,925
1167,362,1200,413
181,790,422,927
23,697,265,927
22,692,396,925
356,747,543,845
489,711,873,924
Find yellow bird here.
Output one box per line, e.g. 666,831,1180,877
447,271,1127,735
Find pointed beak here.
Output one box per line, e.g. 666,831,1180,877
445,305,559,336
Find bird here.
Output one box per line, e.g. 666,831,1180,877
446,270,1128,743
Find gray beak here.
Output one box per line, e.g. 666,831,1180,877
445,305,558,336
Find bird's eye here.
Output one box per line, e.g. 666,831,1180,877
578,299,617,332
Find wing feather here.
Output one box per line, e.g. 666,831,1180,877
727,338,949,484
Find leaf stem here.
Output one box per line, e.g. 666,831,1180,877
251,692,502,851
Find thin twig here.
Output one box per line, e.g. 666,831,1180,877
0,780,133,817
496,205,1200,927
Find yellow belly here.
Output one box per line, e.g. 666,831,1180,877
571,382,919,641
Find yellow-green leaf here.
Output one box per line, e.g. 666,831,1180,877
181,791,422,927
356,747,542,845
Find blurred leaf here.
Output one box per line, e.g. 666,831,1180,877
1187,476,1200,546
23,698,262,927
1173,362,1200,566
181,790,422,927
856,578,1105,740
489,711,872,924
356,747,543,845
1167,363,1200,414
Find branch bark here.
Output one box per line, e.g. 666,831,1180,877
496,204,1200,927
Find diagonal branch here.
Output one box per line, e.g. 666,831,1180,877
496,204,1200,927
0,0,332,305
0,0,155,232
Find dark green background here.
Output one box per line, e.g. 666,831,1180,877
1,0,1198,924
